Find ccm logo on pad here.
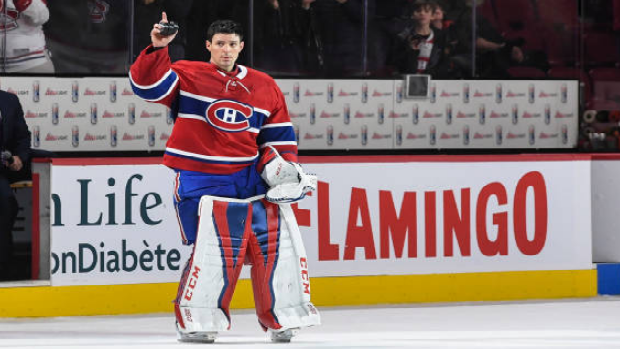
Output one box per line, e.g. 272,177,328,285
206,100,253,132
184,265,201,301
300,257,310,294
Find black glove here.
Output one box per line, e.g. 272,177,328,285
159,21,179,37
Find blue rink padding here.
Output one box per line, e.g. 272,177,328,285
597,263,620,295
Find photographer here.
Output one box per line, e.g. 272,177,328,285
0,89,31,281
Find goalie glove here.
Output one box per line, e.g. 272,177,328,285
260,146,317,203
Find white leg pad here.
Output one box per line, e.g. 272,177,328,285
176,195,253,333
269,203,321,329
177,306,230,333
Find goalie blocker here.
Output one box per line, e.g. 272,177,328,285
174,195,321,341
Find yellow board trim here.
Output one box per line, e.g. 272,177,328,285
0,270,597,318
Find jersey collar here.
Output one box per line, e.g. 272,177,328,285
213,64,247,80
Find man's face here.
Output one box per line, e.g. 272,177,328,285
206,33,244,72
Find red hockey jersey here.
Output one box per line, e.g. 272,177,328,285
129,45,298,174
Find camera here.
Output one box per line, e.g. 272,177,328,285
1,150,14,166
158,21,179,37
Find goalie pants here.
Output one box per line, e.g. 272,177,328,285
173,165,266,245
172,168,320,332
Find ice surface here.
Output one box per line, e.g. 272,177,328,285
2,297,620,348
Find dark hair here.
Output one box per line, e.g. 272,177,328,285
206,20,244,42
410,0,438,12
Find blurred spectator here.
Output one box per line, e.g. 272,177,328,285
133,0,193,62
298,0,324,73
615,0,620,31
431,0,455,30
614,0,620,58
254,0,323,76
45,0,130,74
393,0,449,77
369,0,410,76
448,0,548,78
0,0,54,73
0,89,30,281
314,0,385,77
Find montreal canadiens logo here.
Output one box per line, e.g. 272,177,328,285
205,100,253,132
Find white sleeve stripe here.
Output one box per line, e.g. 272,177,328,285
180,90,217,103
261,122,293,129
248,128,260,133
244,194,266,202
254,107,271,117
166,147,259,162
129,69,174,89
259,141,297,148
177,113,206,121
142,76,179,102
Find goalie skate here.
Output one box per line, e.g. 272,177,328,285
176,322,217,343
269,328,299,343
177,331,217,343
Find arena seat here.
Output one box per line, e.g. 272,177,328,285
584,31,620,67
535,0,579,31
589,67,620,81
478,0,500,32
588,67,620,109
507,66,547,78
493,0,544,50
535,0,580,66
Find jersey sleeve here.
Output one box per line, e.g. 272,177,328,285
257,82,298,170
128,45,180,108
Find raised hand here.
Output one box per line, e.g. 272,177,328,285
267,0,279,10
9,156,23,172
301,0,315,10
151,12,178,48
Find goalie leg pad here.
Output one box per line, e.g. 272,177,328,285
247,199,321,331
175,195,253,333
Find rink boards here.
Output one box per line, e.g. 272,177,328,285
0,270,595,317
0,77,578,152
0,154,604,317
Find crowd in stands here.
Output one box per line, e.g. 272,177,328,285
0,0,619,89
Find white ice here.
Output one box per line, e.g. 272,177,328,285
2,297,620,348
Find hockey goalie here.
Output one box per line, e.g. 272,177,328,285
129,14,320,343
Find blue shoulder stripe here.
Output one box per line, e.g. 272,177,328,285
130,70,179,101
